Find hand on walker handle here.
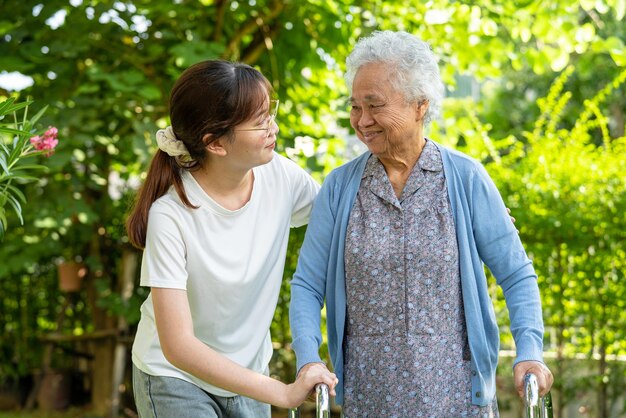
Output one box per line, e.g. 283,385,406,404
514,360,553,397
289,383,331,418
287,362,337,408
297,362,338,396
524,373,553,418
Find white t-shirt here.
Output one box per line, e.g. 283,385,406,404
131,153,320,397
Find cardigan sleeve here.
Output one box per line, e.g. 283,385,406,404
470,164,545,365
289,174,337,372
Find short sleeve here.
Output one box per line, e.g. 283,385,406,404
279,155,320,227
140,205,188,289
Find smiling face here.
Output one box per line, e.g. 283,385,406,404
349,62,427,160
224,94,279,170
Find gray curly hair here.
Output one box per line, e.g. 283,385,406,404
345,30,444,126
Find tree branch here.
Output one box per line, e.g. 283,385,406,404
223,0,284,59
241,22,280,64
583,7,604,30
213,0,229,43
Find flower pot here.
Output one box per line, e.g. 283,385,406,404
57,261,87,292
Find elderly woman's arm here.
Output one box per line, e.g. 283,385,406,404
469,163,553,396
289,178,335,373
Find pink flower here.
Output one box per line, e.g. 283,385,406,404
30,126,59,156
44,126,58,138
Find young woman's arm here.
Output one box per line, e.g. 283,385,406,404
152,287,337,408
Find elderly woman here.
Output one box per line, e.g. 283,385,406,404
289,31,553,416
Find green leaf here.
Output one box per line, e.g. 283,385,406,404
610,48,626,66
0,209,6,240
0,126,30,136
29,105,49,127
4,184,26,204
0,55,35,73
0,152,8,174
615,0,626,20
0,99,32,117
10,164,47,173
4,174,40,183
138,85,162,101
0,97,17,116
76,83,100,95
169,41,226,68
6,194,24,225
7,141,25,165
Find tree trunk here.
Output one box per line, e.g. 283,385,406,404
86,234,117,416
598,342,607,418
91,338,115,415
110,249,138,418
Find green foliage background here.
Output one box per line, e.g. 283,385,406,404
0,0,625,416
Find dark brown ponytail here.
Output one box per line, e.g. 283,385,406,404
125,150,195,249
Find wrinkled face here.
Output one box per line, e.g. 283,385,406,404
349,62,424,158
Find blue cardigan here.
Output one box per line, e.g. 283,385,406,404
289,142,545,406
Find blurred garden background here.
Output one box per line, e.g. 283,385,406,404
0,0,625,417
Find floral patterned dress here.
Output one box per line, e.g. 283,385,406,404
342,140,498,417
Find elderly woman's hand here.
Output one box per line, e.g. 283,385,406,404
295,362,338,403
513,360,553,398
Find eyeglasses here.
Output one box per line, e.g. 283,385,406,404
235,99,280,139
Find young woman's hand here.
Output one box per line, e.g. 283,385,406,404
284,363,338,408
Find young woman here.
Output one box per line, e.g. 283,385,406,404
126,60,337,417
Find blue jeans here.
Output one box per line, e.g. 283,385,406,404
132,364,271,418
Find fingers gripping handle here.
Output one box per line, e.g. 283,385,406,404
524,373,553,418
288,384,330,418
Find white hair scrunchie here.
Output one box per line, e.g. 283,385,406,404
155,126,194,165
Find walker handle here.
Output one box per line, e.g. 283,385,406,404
288,383,330,418
316,383,330,417
524,373,553,418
